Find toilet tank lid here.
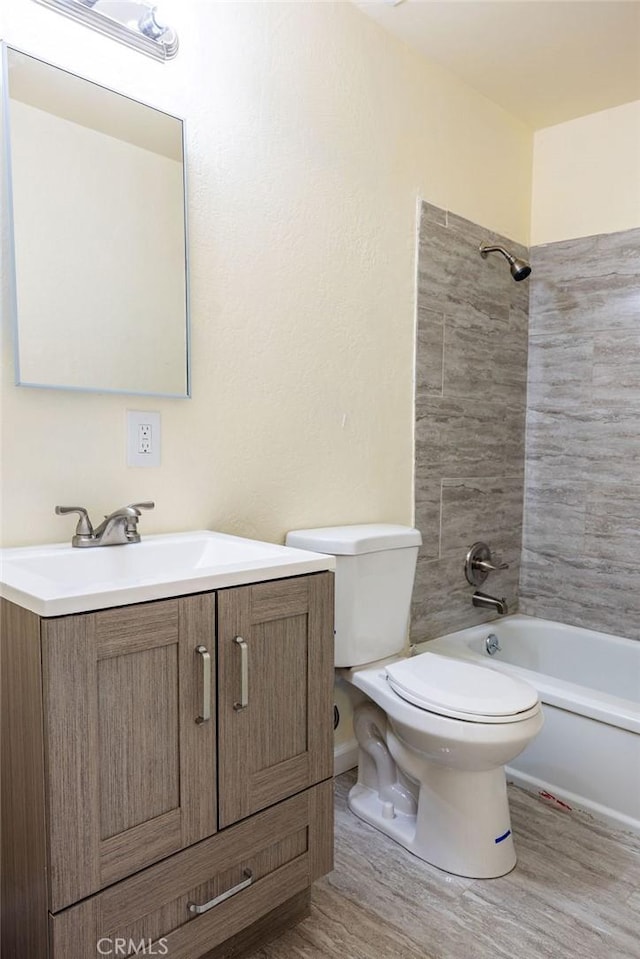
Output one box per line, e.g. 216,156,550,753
285,524,422,555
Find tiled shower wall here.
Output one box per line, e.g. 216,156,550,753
520,227,640,640
411,202,530,640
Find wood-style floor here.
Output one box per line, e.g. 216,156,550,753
246,770,640,959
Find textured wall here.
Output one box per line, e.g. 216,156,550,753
520,226,640,639
412,202,530,641
0,1,532,548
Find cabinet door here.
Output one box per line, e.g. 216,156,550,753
217,573,333,828
42,594,216,912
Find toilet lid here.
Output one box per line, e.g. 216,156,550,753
385,653,539,720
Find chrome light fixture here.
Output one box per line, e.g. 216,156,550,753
32,0,179,61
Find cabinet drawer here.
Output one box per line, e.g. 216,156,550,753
49,780,333,959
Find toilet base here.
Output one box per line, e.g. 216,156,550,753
348,764,517,879
345,666,543,878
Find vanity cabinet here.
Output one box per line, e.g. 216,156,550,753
1,571,334,959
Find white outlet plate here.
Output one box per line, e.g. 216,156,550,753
127,411,161,468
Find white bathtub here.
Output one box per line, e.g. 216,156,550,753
421,614,640,836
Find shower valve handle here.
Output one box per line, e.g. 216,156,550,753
464,542,508,587
474,558,509,573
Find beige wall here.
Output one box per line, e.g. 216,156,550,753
531,100,640,245
0,0,532,547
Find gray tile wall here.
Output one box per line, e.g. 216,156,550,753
520,227,640,639
412,202,530,640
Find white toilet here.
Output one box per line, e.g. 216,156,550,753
285,523,543,879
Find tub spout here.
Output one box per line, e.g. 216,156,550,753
473,591,508,615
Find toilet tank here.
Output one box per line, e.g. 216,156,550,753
285,524,422,667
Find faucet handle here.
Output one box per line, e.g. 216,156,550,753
465,541,509,587
121,502,154,543
474,558,509,573
55,506,94,536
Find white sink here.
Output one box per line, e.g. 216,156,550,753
0,530,335,616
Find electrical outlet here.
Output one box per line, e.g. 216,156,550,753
127,411,161,467
138,424,152,455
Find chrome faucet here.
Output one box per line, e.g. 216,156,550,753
472,591,509,616
55,502,154,548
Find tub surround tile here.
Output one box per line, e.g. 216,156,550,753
446,210,529,263
530,276,640,335
522,481,586,557
416,308,444,394
417,218,640,641
440,476,524,559
529,228,640,335
411,556,496,642
443,305,528,399
592,331,640,407
526,334,593,408
411,547,520,642
418,221,511,321
627,890,640,911
533,227,640,279
521,226,640,640
526,406,640,487
445,209,494,245
584,484,640,563
411,593,497,644
419,200,447,231
244,772,640,959
416,394,526,479
413,486,441,559
413,201,528,641
519,549,640,640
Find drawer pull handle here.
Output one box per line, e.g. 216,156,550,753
234,636,248,710
187,869,253,915
195,645,211,724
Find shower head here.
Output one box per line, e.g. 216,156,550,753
479,243,531,281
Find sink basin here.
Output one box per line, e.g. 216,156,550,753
0,530,335,616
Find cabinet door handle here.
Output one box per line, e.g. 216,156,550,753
233,636,248,710
195,645,211,724
187,869,253,915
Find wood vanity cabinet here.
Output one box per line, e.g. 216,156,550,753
1,572,334,959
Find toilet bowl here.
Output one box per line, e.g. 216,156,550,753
344,653,543,878
285,523,543,879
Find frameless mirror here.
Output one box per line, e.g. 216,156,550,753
1,45,190,396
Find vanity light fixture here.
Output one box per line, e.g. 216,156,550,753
32,0,179,61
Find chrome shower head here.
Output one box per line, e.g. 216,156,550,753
479,243,531,281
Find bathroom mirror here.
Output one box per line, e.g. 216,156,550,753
1,45,190,396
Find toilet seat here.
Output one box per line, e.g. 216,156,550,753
385,652,540,724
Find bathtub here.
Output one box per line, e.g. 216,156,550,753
421,614,640,836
